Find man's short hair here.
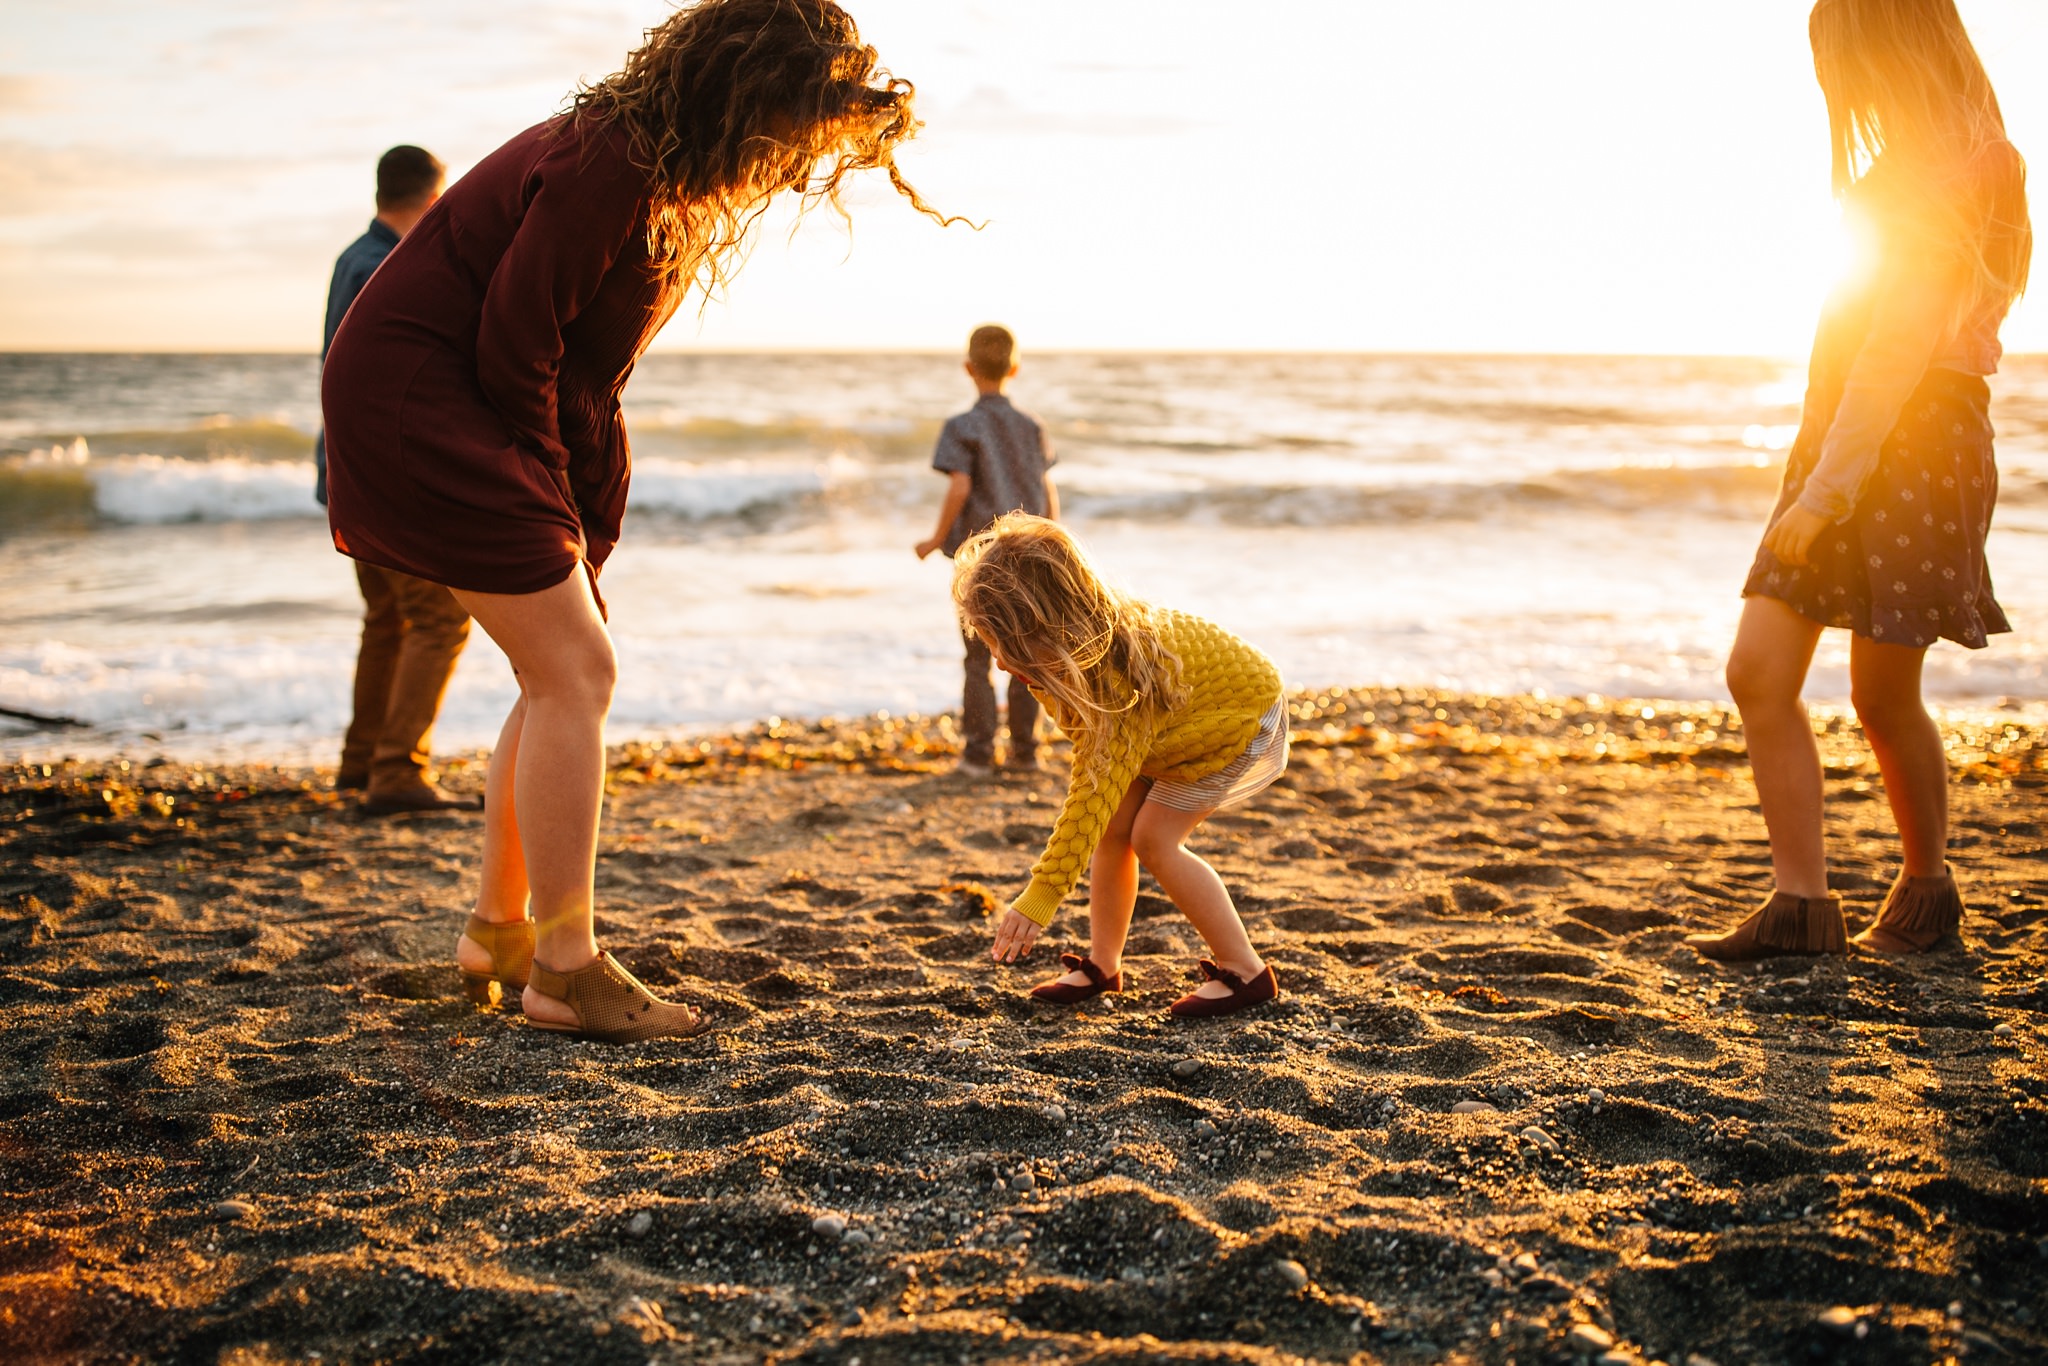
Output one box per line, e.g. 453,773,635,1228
966,324,1016,382
376,145,445,210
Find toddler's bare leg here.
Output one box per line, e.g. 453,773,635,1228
1050,780,1149,988
1132,801,1264,999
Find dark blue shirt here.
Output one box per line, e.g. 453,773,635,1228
314,218,400,505
932,393,1055,556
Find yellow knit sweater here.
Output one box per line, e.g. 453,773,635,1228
1011,609,1283,927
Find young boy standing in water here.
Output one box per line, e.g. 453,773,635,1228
916,325,1059,775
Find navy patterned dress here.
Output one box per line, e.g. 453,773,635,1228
1744,291,2011,650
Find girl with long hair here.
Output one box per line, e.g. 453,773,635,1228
321,0,953,1041
1691,0,2030,962
953,515,1290,1017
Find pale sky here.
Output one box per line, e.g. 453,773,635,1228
2,0,2044,355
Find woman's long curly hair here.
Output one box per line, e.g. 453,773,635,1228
951,515,1187,761
1810,0,2030,317
569,0,959,294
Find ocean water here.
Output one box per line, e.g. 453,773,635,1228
3,351,2045,763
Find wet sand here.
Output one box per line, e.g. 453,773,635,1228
3,690,2045,1365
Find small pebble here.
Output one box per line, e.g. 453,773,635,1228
1993,1023,2015,1039
1011,1172,1037,1193
1596,1354,1639,1366
1274,1258,1309,1290
1521,1126,1560,1153
841,1228,871,1248
1171,1058,1203,1079
1193,1119,1219,1139
1510,1252,1541,1276
1521,1274,1573,1301
1566,1322,1615,1354
1816,1306,1860,1336
1043,1104,1067,1123
1587,1088,1606,1105
1256,1147,1275,1160
625,1211,654,1238
812,1214,848,1239
213,1200,254,1221
1120,1266,1146,1284
1451,1100,1497,1115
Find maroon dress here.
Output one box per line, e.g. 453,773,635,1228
322,117,682,597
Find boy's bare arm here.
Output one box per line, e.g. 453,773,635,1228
1043,472,1059,522
915,471,974,560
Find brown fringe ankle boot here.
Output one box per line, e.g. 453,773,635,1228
1685,891,1847,963
1852,871,1963,955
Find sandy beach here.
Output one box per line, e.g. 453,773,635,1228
3,689,2045,1365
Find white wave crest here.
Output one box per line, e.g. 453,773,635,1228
89,454,319,524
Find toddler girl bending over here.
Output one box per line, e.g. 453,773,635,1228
951,514,1288,1017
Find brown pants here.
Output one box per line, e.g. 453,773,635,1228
961,630,1040,768
339,562,471,797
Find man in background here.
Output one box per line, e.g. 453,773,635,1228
317,145,477,814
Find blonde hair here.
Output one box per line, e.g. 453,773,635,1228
951,515,1186,752
1809,0,2031,312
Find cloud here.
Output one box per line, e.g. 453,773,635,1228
0,75,46,112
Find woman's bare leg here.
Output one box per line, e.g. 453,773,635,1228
1048,780,1150,987
1725,596,1830,898
451,571,615,1026
454,694,531,977
1849,636,1948,877
1131,801,1264,999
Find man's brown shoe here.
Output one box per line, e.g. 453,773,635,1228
1852,871,1963,955
362,782,483,816
1686,891,1846,963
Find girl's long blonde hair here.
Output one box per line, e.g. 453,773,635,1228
951,515,1187,750
569,0,961,295
1810,0,2031,313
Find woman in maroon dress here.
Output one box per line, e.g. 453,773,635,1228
322,0,950,1042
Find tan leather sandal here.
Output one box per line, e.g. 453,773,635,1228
460,913,535,1006
525,952,706,1044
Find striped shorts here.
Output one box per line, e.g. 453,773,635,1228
1146,697,1290,813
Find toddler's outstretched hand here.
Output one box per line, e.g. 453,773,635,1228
990,908,1043,963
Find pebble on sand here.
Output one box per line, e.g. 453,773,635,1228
1171,1058,1203,1079
1275,1258,1310,1290
1521,1126,1560,1153
1993,1023,2016,1039
812,1214,848,1239
1816,1306,1862,1337
1451,1100,1497,1115
1567,1322,1615,1353
625,1211,654,1238
1043,1104,1067,1123
213,1200,254,1221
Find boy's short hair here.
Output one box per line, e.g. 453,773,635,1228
376,145,445,210
966,324,1016,381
